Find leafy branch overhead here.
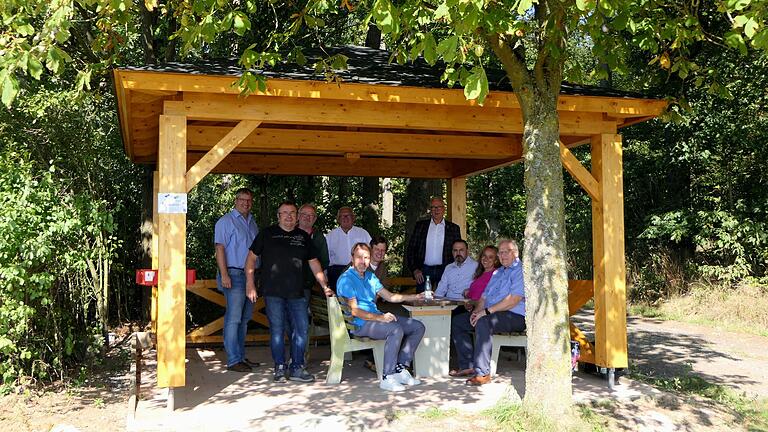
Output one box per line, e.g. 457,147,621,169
2,0,767,107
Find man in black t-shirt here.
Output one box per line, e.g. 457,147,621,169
245,201,333,383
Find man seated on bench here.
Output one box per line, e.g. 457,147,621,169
452,239,526,386
337,242,426,392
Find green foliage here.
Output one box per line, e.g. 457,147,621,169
0,86,143,389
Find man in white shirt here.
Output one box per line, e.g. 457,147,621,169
325,206,372,290
435,239,477,301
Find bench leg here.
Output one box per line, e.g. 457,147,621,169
372,345,385,382
326,344,345,384
490,342,502,377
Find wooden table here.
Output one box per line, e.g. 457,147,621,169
402,299,463,378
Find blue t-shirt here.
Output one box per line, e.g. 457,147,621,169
481,259,525,316
336,267,383,327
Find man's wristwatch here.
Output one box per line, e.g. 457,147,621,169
485,308,491,316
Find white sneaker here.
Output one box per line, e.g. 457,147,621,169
393,368,421,386
379,375,406,392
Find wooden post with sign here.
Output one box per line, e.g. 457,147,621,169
156,115,188,391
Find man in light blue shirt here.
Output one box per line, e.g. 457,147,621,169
215,188,259,372
452,239,526,385
435,239,477,300
337,242,425,392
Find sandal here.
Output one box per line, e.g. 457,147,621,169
449,368,474,377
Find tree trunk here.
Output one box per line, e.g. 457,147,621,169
519,93,573,415
139,166,154,322
360,177,380,236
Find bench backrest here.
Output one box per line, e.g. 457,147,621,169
326,296,356,345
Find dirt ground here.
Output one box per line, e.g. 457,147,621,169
2,314,767,432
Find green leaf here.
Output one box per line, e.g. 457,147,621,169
744,18,759,39
16,23,35,36
464,66,488,104
437,35,459,63
2,75,19,107
434,2,450,21
576,0,589,12
516,0,533,15
27,57,43,80
725,31,748,55
725,0,751,11
233,13,250,36
373,0,399,34
423,33,437,65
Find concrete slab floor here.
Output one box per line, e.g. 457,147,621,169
128,345,659,432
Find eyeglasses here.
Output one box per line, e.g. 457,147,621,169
299,212,315,218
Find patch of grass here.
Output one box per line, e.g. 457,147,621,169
482,398,608,431
629,282,768,337
419,407,459,419
630,369,768,431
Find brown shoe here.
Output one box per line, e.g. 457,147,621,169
449,368,475,377
466,374,491,385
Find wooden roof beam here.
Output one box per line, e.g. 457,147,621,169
164,94,619,136
189,153,454,178
187,126,521,159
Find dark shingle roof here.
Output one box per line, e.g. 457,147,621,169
120,45,650,99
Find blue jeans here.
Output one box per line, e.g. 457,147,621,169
353,317,425,376
452,310,526,374
264,296,309,370
218,269,254,367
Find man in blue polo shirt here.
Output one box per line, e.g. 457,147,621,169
452,239,526,385
214,188,259,372
337,242,426,392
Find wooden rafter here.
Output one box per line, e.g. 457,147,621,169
560,141,600,201
185,120,261,192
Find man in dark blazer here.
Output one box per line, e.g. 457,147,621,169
405,197,462,293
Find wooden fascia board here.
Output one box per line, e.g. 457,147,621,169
188,153,454,178
113,69,134,160
117,69,668,117
164,94,618,136
187,125,520,159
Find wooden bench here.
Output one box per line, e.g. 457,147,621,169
491,331,527,376
325,296,385,384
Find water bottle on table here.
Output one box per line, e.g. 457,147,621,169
424,275,433,300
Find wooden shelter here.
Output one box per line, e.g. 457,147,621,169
113,46,667,397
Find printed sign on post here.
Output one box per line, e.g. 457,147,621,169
158,193,188,214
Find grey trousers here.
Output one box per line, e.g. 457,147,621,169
353,317,425,376
452,310,525,375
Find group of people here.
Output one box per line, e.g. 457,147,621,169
213,189,526,391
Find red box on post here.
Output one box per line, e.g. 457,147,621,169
135,269,197,286
136,269,158,286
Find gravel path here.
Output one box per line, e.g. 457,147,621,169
575,311,768,397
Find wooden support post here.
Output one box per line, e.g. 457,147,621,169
448,177,467,238
151,171,159,336
157,115,187,389
591,133,628,369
